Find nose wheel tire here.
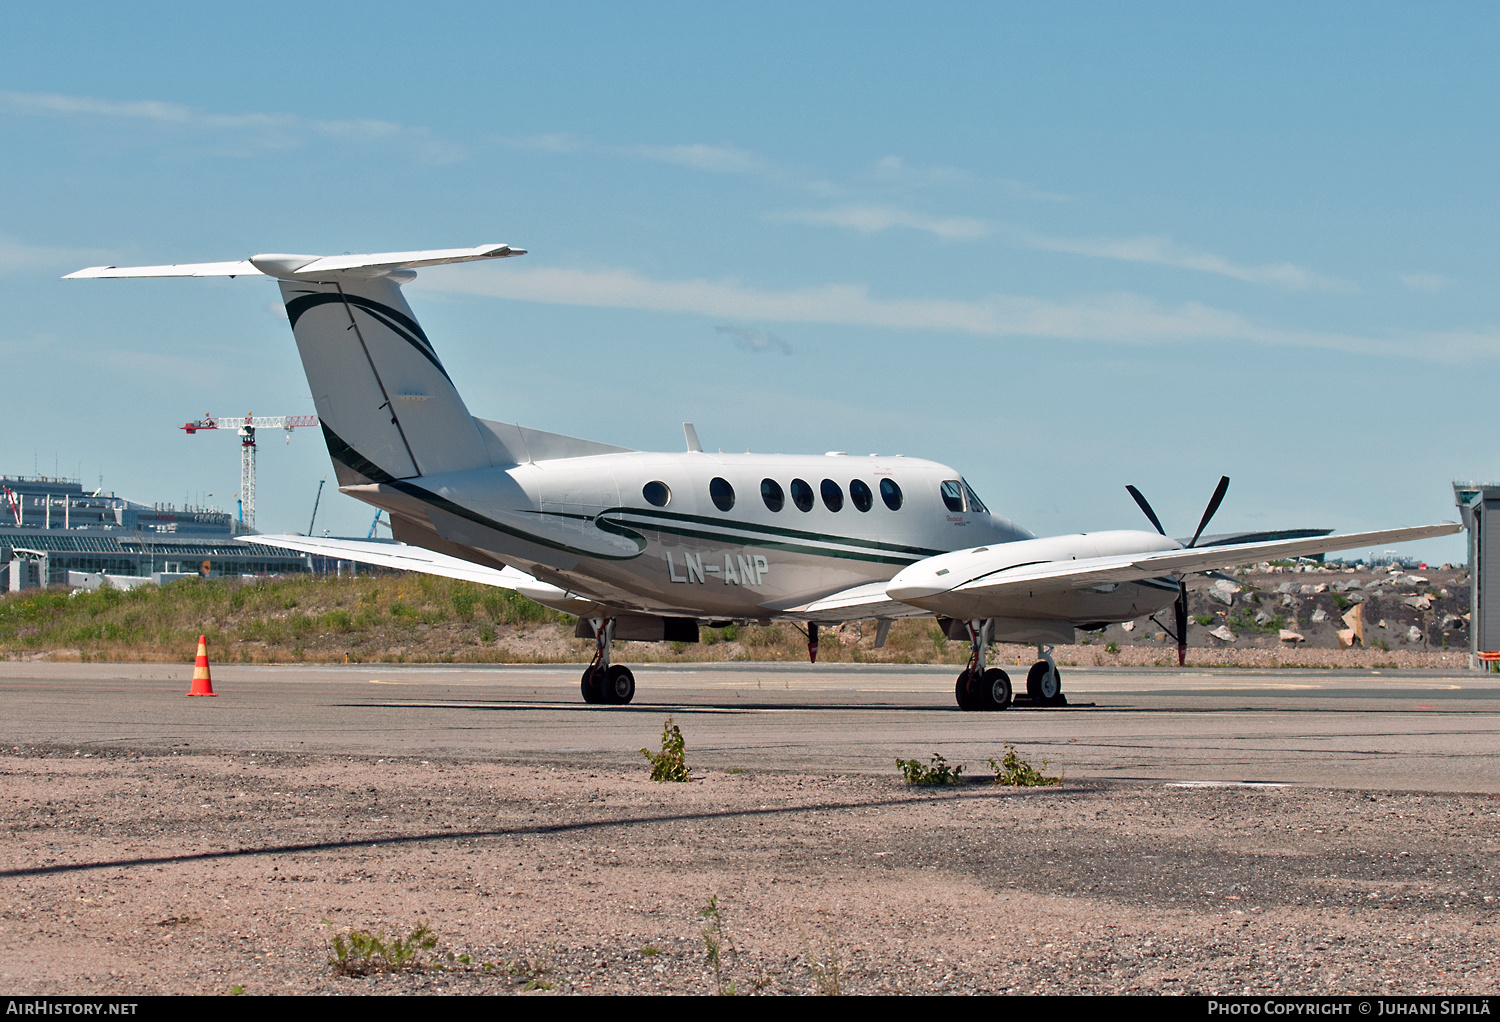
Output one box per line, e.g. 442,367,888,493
604,665,636,705
1026,661,1066,706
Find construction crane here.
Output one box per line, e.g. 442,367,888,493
180,413,319,532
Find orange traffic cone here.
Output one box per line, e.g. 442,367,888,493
186,635,217,697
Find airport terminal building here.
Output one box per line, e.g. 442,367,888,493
0,474,308,591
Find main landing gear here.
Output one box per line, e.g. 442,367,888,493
580,617,636,705
955,619,1012,711
953,626,1067,711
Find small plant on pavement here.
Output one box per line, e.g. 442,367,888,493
700,895,740,995
642,717,691,782
327,922,439,975
987,744,1061,787
895,753,963,785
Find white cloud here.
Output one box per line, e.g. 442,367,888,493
1019,230,1353,291
1401,272,1453,293
0,90,463,163
871,156,1069,202
416,263,1494,361
770,205,988,240
623,142,769,176
715,325,791,355
493,132,587,154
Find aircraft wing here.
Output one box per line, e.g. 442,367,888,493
239,534,567,598
774,582,934,622
886,522,1462,615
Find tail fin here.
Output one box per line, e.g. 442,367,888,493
67,244,525,485
280,274,487,484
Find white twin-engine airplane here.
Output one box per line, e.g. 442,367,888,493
67,244,1460,709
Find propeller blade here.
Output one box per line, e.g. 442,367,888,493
1187,476,1231,549
1125,485,1167,537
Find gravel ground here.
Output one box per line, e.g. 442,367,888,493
0,748,1496,996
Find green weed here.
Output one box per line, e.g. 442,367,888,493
700,895,739,995
642,717,691,782
326,922,438,976
987,744,1061,786
1105,641,1120,654
896,753,963,785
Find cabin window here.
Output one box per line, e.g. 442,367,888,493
940,480,965,513
849,479,873,512
821,478,844,512
790,478,814,512
761,478,784,512
642,481,671,507
880,478,903,511
709,476,735,512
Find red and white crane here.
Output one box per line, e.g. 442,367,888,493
180,413,318,531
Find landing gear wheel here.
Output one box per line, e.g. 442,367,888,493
603,664,636,705
955,669,983,711
979,667,1012,711
581,665,607,704
1026,661,1065,706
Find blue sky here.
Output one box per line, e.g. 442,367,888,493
1,2,1495,563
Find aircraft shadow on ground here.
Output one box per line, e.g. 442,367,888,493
0,787,1093,880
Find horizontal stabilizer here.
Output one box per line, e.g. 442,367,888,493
65,243,524,280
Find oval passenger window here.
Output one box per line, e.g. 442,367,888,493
709,477,735,512
642,481,671,507
880,478,903,511
761,478,784,512
790,478,814,512
821,479,844,512
849,479,873,512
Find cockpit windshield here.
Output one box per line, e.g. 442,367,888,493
961,479,987,514
940,479,989,514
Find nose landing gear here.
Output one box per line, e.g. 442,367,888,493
1026,643,1067,707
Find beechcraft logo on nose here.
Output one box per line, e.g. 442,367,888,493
666,552,768,585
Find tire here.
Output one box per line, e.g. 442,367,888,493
580,665,606,704
979,667,1012,711
1027,661,1064,706
954,669,982,711
604,664,636,705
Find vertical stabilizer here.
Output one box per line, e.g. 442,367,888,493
279,275,491,484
